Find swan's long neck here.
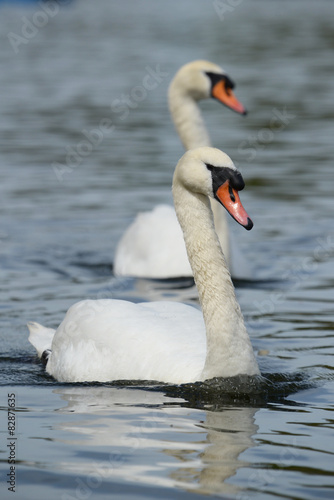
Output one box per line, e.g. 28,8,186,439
168,86,211,150
168,81,231,266
172,180,258,379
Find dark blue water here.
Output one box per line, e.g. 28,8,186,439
1,1,334,499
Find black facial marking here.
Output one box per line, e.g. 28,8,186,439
205,72,236,92
206,164,245,199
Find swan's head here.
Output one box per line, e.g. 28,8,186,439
168,60,247,115
174,147,253,230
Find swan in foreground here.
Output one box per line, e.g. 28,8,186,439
114,60,248,279
28,147,259,384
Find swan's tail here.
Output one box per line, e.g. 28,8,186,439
27,322,55,360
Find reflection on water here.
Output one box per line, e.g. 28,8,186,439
1,0,334,498
53,386,258,497
2,381,333,499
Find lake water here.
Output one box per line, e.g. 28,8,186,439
1,0,334,498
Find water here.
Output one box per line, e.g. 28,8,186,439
1,0,334,498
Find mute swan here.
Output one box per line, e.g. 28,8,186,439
114,60,248,279
28,147,259,384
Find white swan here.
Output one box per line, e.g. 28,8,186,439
28,147,259,384
114,60,248,279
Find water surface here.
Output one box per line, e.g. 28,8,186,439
1,1,334,499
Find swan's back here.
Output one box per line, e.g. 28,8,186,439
114,205,192,278
47,299,206,383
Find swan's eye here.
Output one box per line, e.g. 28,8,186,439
229,185,236,202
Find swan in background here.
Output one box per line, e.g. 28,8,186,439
114,60,249,279
28,147,259,384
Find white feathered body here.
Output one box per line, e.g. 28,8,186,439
28,147,259,383
114,205,192,278
29,300,206,384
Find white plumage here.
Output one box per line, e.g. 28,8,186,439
29,300,205,383
114,204,192,278
28,147,259,384
114,60,249,279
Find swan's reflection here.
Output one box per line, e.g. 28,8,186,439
52,386,258,496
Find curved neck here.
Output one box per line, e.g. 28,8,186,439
169,79,231,264
168,86,211,150
172,180,259,379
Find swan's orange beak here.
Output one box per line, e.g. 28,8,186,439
216,181,253,230
212,80,247,115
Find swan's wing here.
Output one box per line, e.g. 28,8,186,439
46,299,205,384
